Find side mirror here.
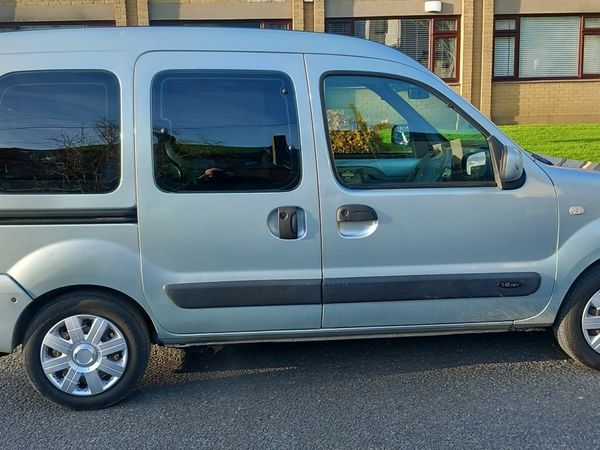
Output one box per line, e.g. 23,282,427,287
487,135,525,189
391,124,411,146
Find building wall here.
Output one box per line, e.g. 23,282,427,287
325,0,462,18
0,0,114,22
489,0,600,124
496,0,600,15
148,0,291,22
492,81,600,125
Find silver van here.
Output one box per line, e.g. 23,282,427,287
1,27,599,409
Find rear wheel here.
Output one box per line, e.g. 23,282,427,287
23,290,150,410
554,266,600,369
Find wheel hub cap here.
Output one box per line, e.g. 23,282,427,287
582,290,600,354
40,314,128,397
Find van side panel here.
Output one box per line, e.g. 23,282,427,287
0,274,34,352
2,224,151,313
0,50,165,345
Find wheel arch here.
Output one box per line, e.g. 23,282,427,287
554,259,600,325
12,284,160,349
516,215,600,328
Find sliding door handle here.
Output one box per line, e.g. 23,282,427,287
336,205,378,223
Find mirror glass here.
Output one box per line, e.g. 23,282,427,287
391,124,411,146
465,151,487,176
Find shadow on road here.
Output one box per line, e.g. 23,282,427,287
138,330,570,394
190,329,566,369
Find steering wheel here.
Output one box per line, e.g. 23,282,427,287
408,146,452,183
338,166,386,185
358,167,386,184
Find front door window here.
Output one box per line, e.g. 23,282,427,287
323,75,495,188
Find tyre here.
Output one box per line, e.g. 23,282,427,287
22,290,150,410
554,266,600,370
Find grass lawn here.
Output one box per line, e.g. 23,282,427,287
499,124,600,162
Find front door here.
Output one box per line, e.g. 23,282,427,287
134,52,322,335
305,54,558,329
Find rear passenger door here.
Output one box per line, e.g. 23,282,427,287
134,52,322,335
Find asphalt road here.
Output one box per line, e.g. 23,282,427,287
0,330,597,449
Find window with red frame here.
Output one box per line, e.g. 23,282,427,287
0,21,114,32
493,15,600,80
326,17,460,82
151,20,292,30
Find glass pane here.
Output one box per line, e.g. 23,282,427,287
364,19,388,44
323,76,494,188
494,36,515,77
585,17,600,29
434,37,457,79
330,19,432,68
519,17,579,78
353,20,367,39
434,19,457,32
180,21,262,28
222,22,261,28
0,71,120,194
19,25,85,30
395,19,430,67
152,71,300,193
262,22,290,30
495,19,516,31
583,35,600,74
327,21,352,35
350,19,430,68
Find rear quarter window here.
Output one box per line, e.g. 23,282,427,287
0,70,121,194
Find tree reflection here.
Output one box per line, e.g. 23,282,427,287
0,118,120,194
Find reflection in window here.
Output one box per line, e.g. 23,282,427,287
434,19,457,32
434,37,457,80
324,76,494,188
152,71,300,192
0,71,120,194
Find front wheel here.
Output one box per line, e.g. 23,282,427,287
23,290,150,410
554,266,600,370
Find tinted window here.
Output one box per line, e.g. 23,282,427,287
323,75,495,188
152,71,300,192
0,71,120,194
